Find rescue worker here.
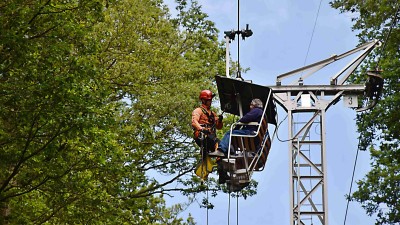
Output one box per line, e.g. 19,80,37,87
191,90,223,152
192,90,229,184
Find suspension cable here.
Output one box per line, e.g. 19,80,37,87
227,0,240,223
343,113,365,225
375,3,400,69
303,0,323,67
237,0,241,79
236,194,239,225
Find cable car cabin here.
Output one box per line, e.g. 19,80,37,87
215,75,277,192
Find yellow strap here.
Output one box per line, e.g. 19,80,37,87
195,155,216,180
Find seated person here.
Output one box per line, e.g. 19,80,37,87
209,98,264,157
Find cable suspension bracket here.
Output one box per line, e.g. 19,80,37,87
224,24,253,79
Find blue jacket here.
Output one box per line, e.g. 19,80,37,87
236,107,263,132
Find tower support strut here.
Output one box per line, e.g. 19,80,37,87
270,40,381,225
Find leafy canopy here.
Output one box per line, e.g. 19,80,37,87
0,0,232,224
330,1,400,224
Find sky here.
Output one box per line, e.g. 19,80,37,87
164,0,377,224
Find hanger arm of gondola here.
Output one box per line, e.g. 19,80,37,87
275,40,381,86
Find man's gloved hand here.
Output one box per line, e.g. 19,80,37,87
218,115,223,121
201,128,210,135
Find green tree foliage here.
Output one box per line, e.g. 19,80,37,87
0,0,225,224
330,1,400,224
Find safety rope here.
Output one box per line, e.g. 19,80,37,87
200,133,209,225
236,195,239,225
206,187,209,225
227,185,241,225
227,191,231,225
226,114,237,225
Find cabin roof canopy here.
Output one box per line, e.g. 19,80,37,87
215,75,277,125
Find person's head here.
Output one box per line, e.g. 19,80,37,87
199,90,214,106
250,98,263,108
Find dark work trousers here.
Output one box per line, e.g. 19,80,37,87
195,133,218,159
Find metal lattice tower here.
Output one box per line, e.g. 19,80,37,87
224,26,382,223
274,89,338,225
269,40,381,225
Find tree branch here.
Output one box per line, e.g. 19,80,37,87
28,0,52,24
130,165,196,198
28,25,57,39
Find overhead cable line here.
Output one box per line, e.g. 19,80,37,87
375,3,400,69
303,0,323,67
343,113,365,225
237,0,241,79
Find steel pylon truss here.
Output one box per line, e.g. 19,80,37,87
270,40,381,225
274,90,337,225
223,27,381,223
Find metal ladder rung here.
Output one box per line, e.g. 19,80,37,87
222,158,236,171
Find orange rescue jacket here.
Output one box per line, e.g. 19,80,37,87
192,105,223,137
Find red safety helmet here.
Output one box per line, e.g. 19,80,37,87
199,90,213,100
